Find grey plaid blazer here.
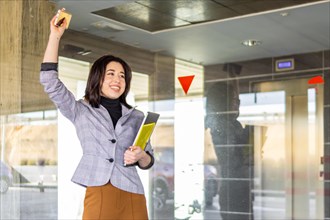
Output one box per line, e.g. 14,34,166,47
40,66,153,194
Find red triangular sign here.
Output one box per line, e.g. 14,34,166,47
178,75,195,95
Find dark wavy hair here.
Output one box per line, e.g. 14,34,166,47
84,55,132,109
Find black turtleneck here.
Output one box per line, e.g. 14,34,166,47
100,96,122,128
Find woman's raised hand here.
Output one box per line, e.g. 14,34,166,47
50,8,67,38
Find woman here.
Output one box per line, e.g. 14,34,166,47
40,9,154,220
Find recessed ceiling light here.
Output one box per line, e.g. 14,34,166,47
241,39,262,47
77,50,92,56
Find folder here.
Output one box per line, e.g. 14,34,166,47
133,112,160,150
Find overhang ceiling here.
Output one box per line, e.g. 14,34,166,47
92,0,318,32
52,0,330,66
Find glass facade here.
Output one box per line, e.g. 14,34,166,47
1,1,329,220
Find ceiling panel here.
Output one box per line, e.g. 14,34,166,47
92,0,322,32
92,2,190,32
53,0,329,65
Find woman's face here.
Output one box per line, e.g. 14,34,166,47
100,61,126,99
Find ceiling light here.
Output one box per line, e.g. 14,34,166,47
241,39,262,47
77,50,92,56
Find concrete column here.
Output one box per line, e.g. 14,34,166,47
150,53,175,101
0,0,55,115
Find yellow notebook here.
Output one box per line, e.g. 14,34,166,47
133,112,160,150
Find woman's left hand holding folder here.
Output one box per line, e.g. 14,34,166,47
124,146,150,167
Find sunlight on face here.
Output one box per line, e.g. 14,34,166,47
101,61,126,99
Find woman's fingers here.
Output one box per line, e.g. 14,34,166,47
124,146,143,165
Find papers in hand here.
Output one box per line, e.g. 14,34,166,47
133,111,160,150
55,10,72,29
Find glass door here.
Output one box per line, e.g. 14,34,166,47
250,78,324,219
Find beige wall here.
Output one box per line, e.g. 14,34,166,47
5,124,57,165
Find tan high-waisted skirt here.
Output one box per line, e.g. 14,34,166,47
82,183,148,220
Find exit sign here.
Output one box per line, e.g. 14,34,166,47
275,58,294,72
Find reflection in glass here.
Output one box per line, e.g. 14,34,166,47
0,111,58,220
205,81,254,220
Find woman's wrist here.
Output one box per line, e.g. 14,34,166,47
138,151,150,164
138,151,154,170
49,33,61,41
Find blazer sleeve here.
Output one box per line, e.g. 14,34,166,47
138,142,154,170
40,63,82,122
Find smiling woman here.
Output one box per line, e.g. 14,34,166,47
101,61,126,100
40,9,155,220
84,55,132,108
